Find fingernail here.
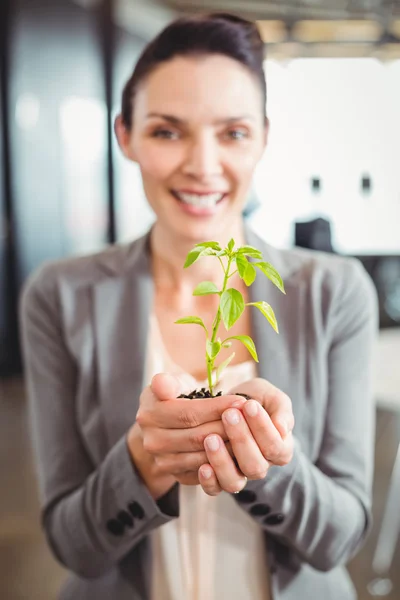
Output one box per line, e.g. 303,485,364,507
205,435,220,451
200,466,213,479
224,409,240,425
244,400,258,417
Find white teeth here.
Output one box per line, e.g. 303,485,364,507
175,192,224,207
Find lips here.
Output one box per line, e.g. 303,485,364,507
172,190,227,207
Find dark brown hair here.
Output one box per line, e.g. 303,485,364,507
120,12,267,129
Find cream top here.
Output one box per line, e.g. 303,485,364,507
146,314,270,600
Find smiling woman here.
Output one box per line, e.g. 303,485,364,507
20,11,378,600
114,21,268,246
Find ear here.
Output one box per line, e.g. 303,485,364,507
114,114,138,162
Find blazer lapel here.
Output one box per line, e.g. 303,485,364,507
93,233,154,448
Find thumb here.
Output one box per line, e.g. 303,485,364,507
151,372,193,401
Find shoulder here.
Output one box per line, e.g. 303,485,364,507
251,227,373,293
274,245,378,334
280,245,374,296
248,227,378,324
20,232,150,311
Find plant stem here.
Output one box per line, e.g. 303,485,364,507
211,256,231,343
206,359,213,395
217,256,226,275
208,255,232,395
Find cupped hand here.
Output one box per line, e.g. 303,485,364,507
198,378,295,496
133,373,247,490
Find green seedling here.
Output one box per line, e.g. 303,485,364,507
175,238,285,396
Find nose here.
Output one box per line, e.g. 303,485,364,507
182,132,223,180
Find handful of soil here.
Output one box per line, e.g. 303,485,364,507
178,387,251,400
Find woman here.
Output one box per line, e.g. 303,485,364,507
20,12,378,600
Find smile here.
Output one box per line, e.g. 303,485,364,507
172,191,226,207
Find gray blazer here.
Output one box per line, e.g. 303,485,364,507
20,225,378,600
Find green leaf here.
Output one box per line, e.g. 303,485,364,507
184,248,203,268
235,254,248,279
194,241,221,251
247,301,279,333
220,288,245,330
237,245,263,259
175,316,208,333
206,339,221,360
236,255,256,285
193,281,220,296
183,247,214,268
227,238,235,252
224,335,259,362
254,262,286,294
243,262,256,286
216,352,236,382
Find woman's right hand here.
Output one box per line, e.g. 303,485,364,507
127,373,247,497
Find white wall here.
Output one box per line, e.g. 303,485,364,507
251,58,400,254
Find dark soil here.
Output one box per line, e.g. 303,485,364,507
178,387,251,400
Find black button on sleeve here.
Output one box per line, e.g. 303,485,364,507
117,510,134,528
264,513,285,526
234,490,257,504
250,503,271,517
128,501,145,520
106,519,125,536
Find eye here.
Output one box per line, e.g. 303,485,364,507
224,128,249,141
151,128,180,140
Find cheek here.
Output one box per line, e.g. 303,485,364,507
135,142,182,183
225,145,263,186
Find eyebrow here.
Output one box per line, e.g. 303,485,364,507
146,112,255,125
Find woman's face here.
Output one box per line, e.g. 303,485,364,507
117,54,268,244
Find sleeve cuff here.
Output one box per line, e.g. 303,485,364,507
232,437,302,528
114,434,179,518
93,435,179,544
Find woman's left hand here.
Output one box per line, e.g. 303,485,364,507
198,378,295,496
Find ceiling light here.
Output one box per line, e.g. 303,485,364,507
292,20,383,43
256,20,288,43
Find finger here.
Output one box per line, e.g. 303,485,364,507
154,443,235,475
146,394,247,429
143,419,229,454
269,402,295,441
175,472,199,486
198,464,222,496
279,431,294,465
221,408,269,478
241,400,291,466
230,378,294,439
204,434,247,494
156,451,210,475
150,373,187,400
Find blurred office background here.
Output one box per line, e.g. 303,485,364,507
1,0,400,598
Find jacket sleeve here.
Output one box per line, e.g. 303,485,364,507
234,258,378,572
19,265,179,579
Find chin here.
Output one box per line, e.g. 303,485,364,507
180,218,239,245
156,197,243,244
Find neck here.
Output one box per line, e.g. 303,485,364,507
150,219,246,291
